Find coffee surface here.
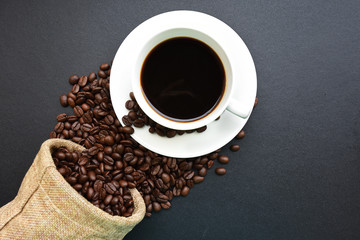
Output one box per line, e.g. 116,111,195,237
141,37,225,121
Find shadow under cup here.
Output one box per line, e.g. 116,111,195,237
133,28,234,130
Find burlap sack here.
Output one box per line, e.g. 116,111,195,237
0,139,145,239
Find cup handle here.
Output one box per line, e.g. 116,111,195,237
226,98,251,119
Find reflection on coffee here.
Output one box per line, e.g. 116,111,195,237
141,37,225,122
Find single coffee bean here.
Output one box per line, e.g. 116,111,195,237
215,167,227,175
123,126,134,134
104,135,115,145
98,70,107,78
125,100,135,110
78,75,88,87
128,111,137,121
207,160,214,169
236,130,245,139
119,180,128,188
133,119,145,128
196,126,207,133
193,176,204,183
88,171,96,181
68,97,76,108
198,167,207,177
181,186,190,196
60,94,68,107
73,184,82,191
57,113,67,122
103,155,114,165
69,74,79,85
104,194,113,205
230,144,240,152
129,92,135,101
152,202,161,212
72,84,80,94
122,115,132,126
218,155,229,164
161,173,171,183
54,122,65,133
88,72,96,82
166,130,176,138
74,106,84,117
100,63,110,71
81,103,91,112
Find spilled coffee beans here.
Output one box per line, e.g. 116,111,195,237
51,61,255,218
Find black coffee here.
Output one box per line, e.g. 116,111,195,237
141,37,225,121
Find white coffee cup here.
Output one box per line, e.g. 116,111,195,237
128,11,255,130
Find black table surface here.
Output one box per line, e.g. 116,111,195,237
1,1,359,239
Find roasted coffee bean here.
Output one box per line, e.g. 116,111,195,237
67,97,76,108
69,74,79,85
193,176,204,183
128,111,137,121
49,131,57,138
98,70,107,78
123,153,134,162
60,94,68,107
218,155,229,164
125,100,135,110
100,63,110,71
88,171,96,181
207,160,214,169
196,126,207,133
87,187,95,199
161,173,170,183
133,119,145,128
78,156,89,166
67,115,78,123
104,135,115,145
183,171,194,180
104,115,114,125
129,92,135,101
78,75,88,87
104,194,113,205
105,183,116,194
54,122,65,133
152,202,161,212
122,115,132,126
198,167,207,177
181,186,190,196
104,146,112,155
230,144,240,152
57,113,67,122
71,121,81,131
166,130,176,138
103,155,114,165
236,130,245,139
123,126,134,134
72,84,80,94
88,72,96,82
215,168,227,175
74,106,84,117
73,184,82,191
81,103,91,112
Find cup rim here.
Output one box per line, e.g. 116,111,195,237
131,27,234,130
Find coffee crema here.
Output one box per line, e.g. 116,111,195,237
141,37,225,122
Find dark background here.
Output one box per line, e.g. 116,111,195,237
1,1,359,239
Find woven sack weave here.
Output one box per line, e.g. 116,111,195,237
0,139,145,239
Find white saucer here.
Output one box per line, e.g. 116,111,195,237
110,11,257,158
